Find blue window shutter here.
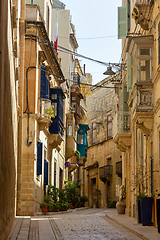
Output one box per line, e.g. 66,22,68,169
37,142,43,175
44,160,49,185
40,66,46,98
118,6,127,39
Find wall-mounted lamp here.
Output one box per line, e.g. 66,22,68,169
103,64,115,75
103,62,127,76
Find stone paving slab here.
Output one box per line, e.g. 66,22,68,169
105,209,160,240
8,208,160,240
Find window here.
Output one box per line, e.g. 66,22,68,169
44,160,49,186
138,47,151,81
92,122,96,144
51,94,57,100
52,102,57,116
78,134,83,144
72,102,76,112
40,66,49,99
107,115,112,138
37,142,43,175
67,122,73,136
67,114,74,136
127,53,133,92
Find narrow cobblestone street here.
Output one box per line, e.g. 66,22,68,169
8,208,146,240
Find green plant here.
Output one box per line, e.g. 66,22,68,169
44,104,55,118
58,189,67,203
40,202,49,209
80,195,88,202
108,200,117,208
64,181,79,207
73,150,80,159
120,185,126,202
47,184,59,203
92,189,101,208
59,201,70,210
44,195,51,203
136,192,147,201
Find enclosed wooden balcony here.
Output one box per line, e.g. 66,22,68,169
99,165,113,181
113,112,131,152
68,155,79,172
38,98,51,128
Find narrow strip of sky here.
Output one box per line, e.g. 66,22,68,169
63,0,122,84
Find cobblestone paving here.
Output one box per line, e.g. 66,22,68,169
53,208,142,240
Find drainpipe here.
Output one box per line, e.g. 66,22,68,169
17,0,25,215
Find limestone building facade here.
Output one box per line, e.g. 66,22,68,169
117,0,160,222
85,75,122,208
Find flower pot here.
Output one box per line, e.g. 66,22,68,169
116,201,126,214
60,207,67,211
81,202,85,207
41,206,48,212
156,197,160,232
141,197,153,226
137,200,142,223
69,202,75,209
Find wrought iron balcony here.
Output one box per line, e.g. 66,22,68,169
99,165,113,180
116,161,122,178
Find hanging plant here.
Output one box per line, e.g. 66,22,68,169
73,150,80,159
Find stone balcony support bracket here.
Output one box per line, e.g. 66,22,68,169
114,133,132,152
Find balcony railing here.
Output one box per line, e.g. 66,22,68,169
39,98,51,121
71,72,80,87
116,161,122,178
99,165,113,179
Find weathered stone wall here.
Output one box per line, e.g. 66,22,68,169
0,1,18,239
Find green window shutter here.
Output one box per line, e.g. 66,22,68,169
121,84,129,112
126,0,130,32
127,53,133,92
118,6,127,39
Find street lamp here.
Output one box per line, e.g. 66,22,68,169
103,63,115,75
103,62,126,76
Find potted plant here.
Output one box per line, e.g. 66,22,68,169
40,202,49,212
156,193,160,232
116,185,126,214
140,195,153,226
59,201,70,211
92,189,101,208
136,192,145,223
80,195,88,207
64,181,79,209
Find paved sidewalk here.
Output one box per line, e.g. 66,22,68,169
105,208,160,240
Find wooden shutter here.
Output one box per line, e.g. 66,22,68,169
44,160,49,185
118,6,127,39
37,142,43,175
